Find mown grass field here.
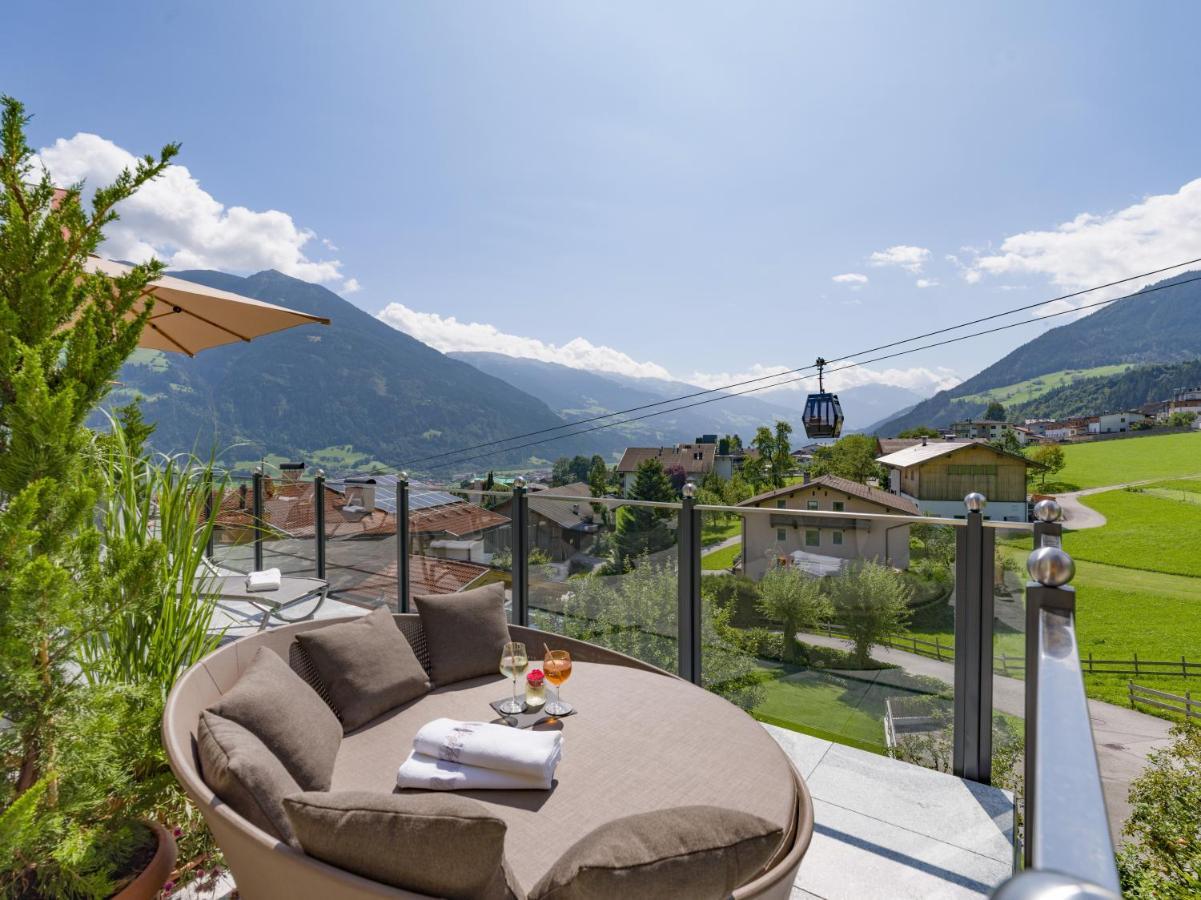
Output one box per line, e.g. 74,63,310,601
1067,489,1201,577
958,363,1135,407
701,542,740,571
1053,430,1201,490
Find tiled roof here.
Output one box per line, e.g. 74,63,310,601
409,500,509,537
876,439,1036,469
527,482,598,530
876,438,956,456
739,475,919,515
334,555,492,603
616,443,716,474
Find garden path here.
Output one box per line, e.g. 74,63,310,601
797,631,1173,840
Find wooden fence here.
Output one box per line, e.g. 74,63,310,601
815,623,1201,679
1128,681,1201,720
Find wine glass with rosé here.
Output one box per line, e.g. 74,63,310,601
543,649,573,716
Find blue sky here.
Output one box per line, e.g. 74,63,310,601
7,1,1201,397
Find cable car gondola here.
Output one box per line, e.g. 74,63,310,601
802,357,844,439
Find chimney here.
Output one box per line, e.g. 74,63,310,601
803,472,810,485
921,436,928,446
280,461,305,484
344,476,377,511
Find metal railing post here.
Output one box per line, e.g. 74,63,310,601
1017,539,1119,893
314,469,327,580
1023,498,1063,867
512,477,529,626
252,466,265,572
677,483,703,685
397,473,411,613
954,492,995,783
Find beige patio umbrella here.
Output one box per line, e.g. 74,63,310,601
84,256,330,356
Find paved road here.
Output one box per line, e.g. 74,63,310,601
1052,472,1201,531
798,631,1173,840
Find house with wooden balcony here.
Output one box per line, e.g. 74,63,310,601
877,438,1040,522
737,474,919,579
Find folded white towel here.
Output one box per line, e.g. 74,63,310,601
412,718,563,782
396,751,554,791
245,568,282,592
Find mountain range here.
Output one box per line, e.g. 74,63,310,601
104,269,593,474
110,268,881,475
873,270,1201,435
448,351,922,445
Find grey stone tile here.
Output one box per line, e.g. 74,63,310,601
805,744,1014,862
795,799,1011,900
763,723,833,780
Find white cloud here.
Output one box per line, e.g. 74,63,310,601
966,177,1201,299
683,362,959,396
378,303,960,398
377,303,674,379
831,272,868,285
915,278,939,288
341,277,362,294
34,133,348,285
869,244,930,273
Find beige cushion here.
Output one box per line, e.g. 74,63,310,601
294,606,430,730
414,583,511,685
208,646,341,790
529,805,783,900
196,711,302,849
283,790,519,900
332,661,796,894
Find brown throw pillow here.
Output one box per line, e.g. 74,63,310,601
208,646,342,790
283,791,519,900
294,606,431,730
196,711,301,849
414,582,511,686
529,805,784,900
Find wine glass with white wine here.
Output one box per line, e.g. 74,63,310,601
499,642,529,715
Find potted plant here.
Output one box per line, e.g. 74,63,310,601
0,96,224,898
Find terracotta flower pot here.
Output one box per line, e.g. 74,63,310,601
112,821,178,900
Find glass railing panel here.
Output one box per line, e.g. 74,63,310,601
407,487,513,612
991,523,1030,803
527,494,679,676
701,504,959,768
207,473,256,575
257,471,319,578
322,474,403,609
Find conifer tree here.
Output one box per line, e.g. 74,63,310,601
0,95,178,799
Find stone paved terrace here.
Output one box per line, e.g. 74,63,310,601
197,601,1016,900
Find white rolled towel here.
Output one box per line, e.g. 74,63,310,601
396,751,553,791
412,718,563,782
245,568,282,592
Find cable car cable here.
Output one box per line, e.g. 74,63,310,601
416,271,1201,473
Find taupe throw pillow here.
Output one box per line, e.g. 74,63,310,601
283,791,519,899
208,646,342,790
196,711,301,849
529,805,784,900
414,582,511,685
294,606,430,730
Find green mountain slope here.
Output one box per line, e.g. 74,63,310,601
875,270,1201,435
1009,359,1201,421
101,269,586,473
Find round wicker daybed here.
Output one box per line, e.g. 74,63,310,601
162,613,814,899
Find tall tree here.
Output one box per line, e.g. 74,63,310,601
1027,443,1065,486
807,434,887,484
756,568,831,663
826,562,912,666
984,400,1007,421
0,96,177,799
613,458,675,567
587,456,608,498
772,420,793,483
